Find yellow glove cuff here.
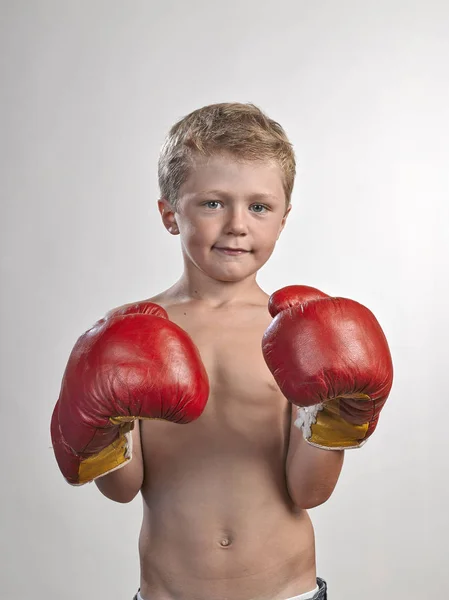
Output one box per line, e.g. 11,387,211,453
295,396,371,450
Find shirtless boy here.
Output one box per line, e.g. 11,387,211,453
51,103,393,600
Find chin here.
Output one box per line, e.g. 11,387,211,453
207,265,260,283
215,274,248,283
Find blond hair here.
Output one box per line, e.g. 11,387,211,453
158,103,296,210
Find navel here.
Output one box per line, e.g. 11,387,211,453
217,533,233,548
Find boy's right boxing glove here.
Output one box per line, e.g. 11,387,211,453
51,301,209,485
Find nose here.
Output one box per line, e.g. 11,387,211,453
224,205,248,236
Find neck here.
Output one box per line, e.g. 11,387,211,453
168,270,266,309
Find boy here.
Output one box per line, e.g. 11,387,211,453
51,103,392,600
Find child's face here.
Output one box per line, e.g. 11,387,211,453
159,154,291,283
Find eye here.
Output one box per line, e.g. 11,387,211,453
203,201,222,210
250,204,269,214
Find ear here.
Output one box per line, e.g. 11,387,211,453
277,204,292,240
157,198,179,235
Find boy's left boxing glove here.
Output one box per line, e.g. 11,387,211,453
262,285,393,450
51,301,209,485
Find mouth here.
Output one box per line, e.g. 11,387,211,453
213,247,250,256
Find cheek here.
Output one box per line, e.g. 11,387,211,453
180,219,218,249
256,220,283,245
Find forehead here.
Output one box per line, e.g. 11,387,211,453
179,153,285,200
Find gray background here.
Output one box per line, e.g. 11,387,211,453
1,1,448,598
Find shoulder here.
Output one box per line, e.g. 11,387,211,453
104,291,174,319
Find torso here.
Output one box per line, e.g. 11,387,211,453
137,294,316,600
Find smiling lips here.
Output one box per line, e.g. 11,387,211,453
214,247,250,255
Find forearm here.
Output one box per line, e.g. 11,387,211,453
94,422,144,503
286,406,344,509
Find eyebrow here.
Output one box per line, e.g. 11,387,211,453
194,190,280,202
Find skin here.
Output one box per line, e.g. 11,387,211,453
95,153,344,600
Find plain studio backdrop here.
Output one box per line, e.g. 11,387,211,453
1,1,448,598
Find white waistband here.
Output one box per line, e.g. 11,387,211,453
137,583,319,600
286,583,320,600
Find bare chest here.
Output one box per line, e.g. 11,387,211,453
165,305,283,410
139,299,293,513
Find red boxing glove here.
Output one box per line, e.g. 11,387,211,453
51,301,209,484
262,285,393,450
